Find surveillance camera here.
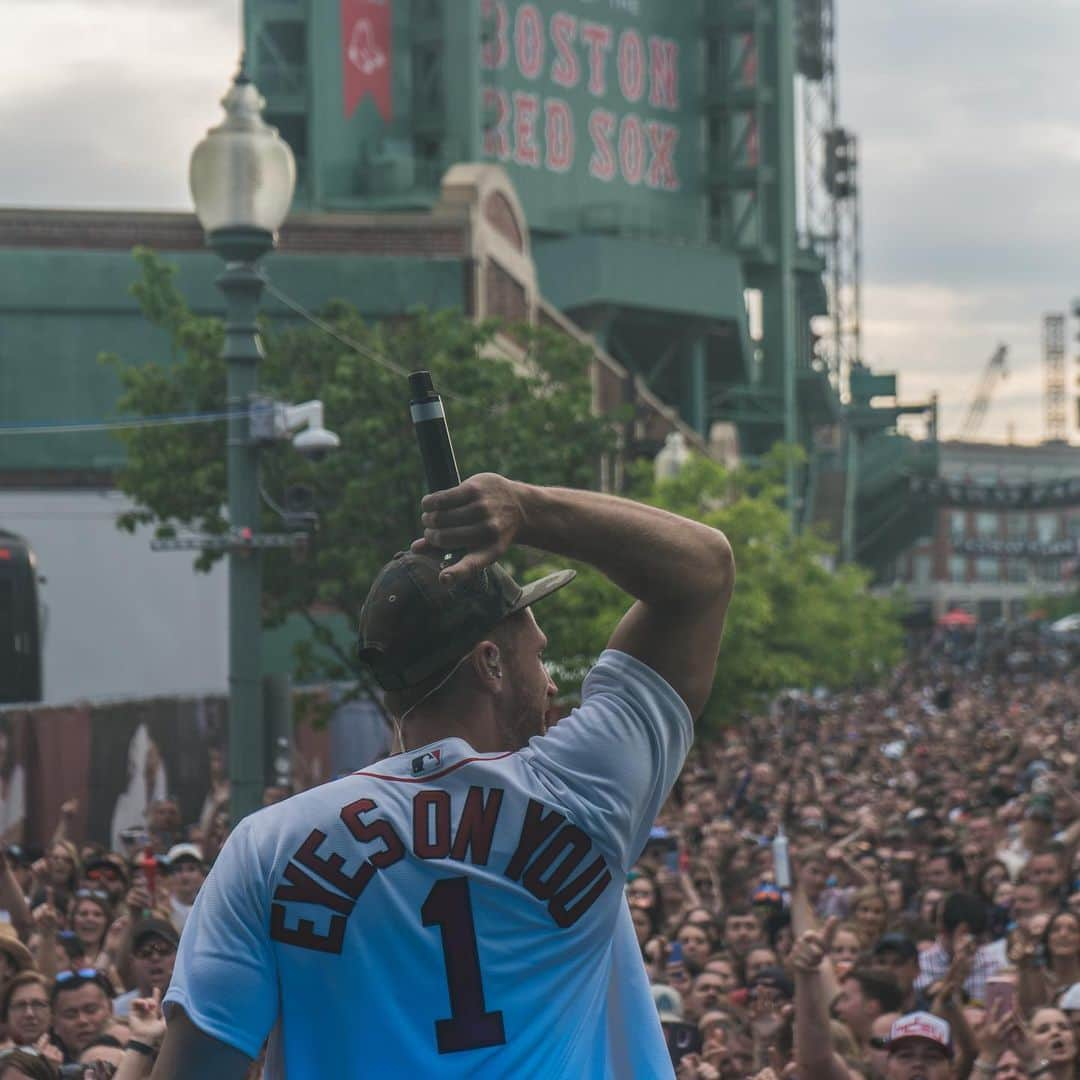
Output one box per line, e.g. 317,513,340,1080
292,426,341,462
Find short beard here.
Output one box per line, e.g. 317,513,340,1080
497,679,545,751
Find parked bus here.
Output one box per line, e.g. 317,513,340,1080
0,530,43,703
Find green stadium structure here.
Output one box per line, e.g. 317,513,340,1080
243,0,937,559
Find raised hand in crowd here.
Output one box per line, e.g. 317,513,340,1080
975,1002,1024,1066
789,928,826,975
675,1052,721,1080
124,884,155,921
103,913,132,965
129,987,166,1046
31,886,62,980
114,986,166,1080
1008,924,1040,968
32,1031,64,1066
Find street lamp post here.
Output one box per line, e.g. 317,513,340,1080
190,62,296,824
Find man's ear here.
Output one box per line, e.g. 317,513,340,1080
471,641,503,687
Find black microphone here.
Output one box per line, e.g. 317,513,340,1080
408,371,460,494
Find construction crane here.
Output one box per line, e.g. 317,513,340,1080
960,344,1008,439
1043,314,1066,441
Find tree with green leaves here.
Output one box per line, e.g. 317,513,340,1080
529,450,905,733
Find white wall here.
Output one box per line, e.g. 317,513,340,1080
0,490,228,703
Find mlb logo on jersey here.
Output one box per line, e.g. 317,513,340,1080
411,748,443,776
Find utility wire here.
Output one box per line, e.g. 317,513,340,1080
260,275,474,402
260,277,413,382
0,409,236,437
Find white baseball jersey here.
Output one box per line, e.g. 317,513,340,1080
164,649,691,1078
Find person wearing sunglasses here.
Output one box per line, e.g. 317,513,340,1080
112,921,176,1020
81,858,128,908
49,971,113,1064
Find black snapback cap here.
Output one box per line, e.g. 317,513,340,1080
357,551,575,691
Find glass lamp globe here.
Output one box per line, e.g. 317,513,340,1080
189,64,296,239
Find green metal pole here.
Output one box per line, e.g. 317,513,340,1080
210,227,275,825
842,416,858,563
688,335,708,438
776,0,799,528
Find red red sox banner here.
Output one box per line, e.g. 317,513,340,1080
342,0,393,122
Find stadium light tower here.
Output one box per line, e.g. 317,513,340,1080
189,59,297,824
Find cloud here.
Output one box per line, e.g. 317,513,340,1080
839,0,1080,443
0,1,242,210
0,0,1075,445
862,281,1062,443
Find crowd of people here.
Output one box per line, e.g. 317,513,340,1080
0,622,1074,1078
0,783,253,1079
633,624,1080,1079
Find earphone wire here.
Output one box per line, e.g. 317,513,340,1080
394,651,475,751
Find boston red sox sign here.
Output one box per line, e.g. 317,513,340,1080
479,0,700,234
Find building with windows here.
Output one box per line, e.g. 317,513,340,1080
890,441,1080,622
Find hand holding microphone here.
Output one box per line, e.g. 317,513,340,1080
408,371,525,584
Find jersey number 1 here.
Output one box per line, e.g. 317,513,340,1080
422,876,507,1053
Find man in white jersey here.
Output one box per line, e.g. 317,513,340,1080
156,471,734,1078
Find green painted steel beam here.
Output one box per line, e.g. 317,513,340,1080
775,0,800,527
533,235,749,324
688,335,708,438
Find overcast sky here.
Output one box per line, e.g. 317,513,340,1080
1,0,1076,446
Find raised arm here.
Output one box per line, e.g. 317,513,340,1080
0,851,32,939
1010,927,1052,1015
417,474,734,717
49,798,78,848
930,939,977,1078
789,857,842,1007
790,930,853,1080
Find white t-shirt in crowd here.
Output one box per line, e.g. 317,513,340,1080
165,649,692,1079
169,894,193,934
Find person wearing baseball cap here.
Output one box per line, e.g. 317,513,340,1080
162,844,206,934
159,471,734,1078
83,853,130,904
651,984,684,1025
873,933,926,1012
884,1012,953,1079
113,917,179,1018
